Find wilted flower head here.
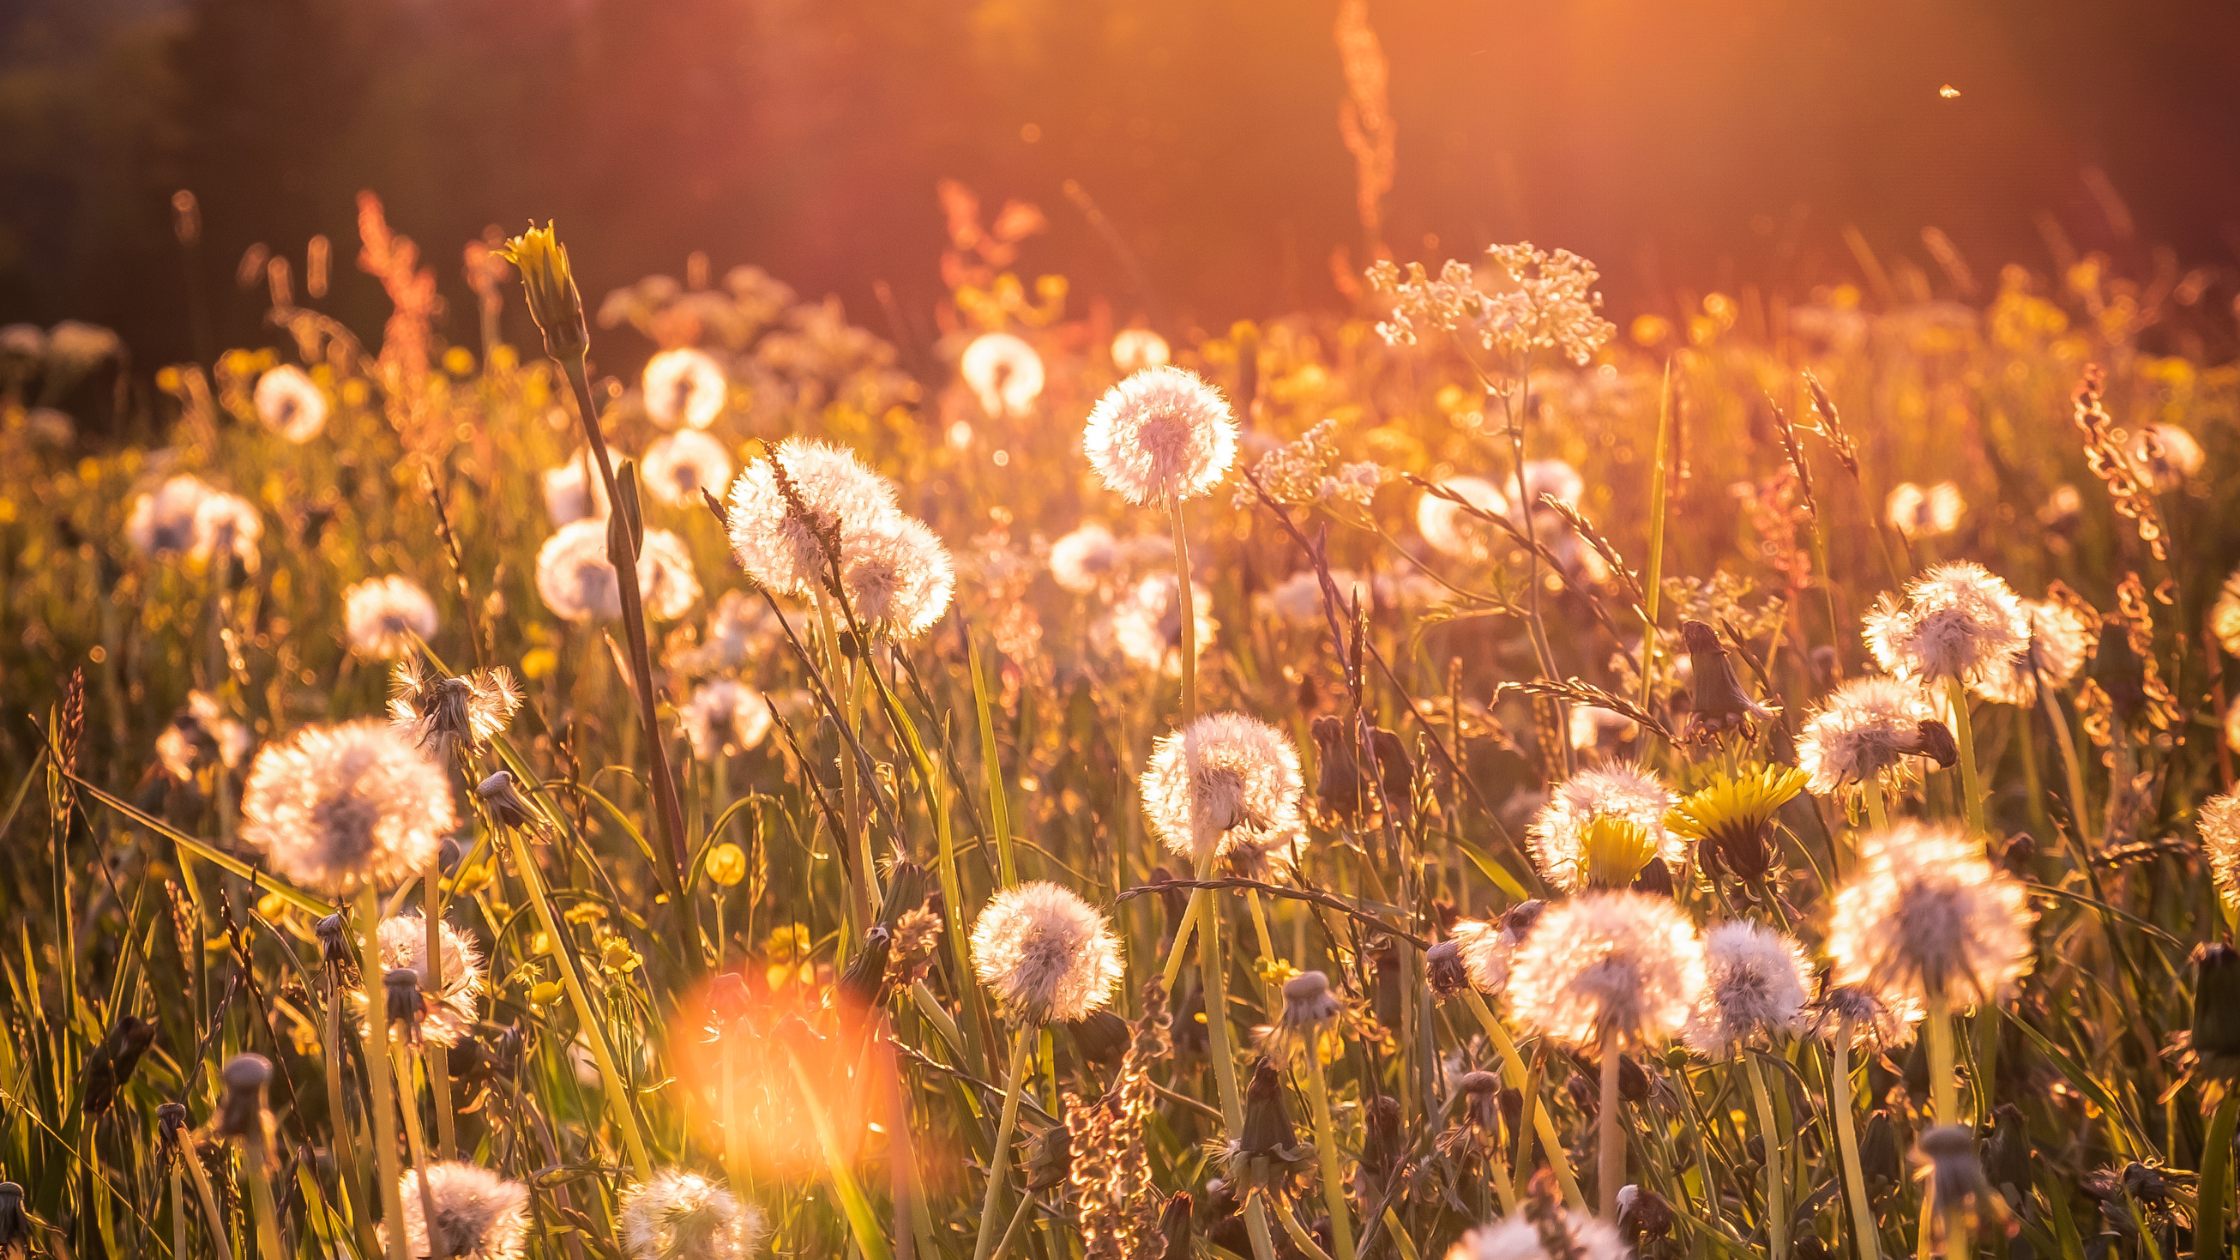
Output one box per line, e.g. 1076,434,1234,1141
1527,764,1683,892
1049,522,1123,594
1415,476,1508,563
543,449,610,526
970,881,1123,1024
535,521,701,622
344,576,439,660
642,430,735,508
837,512,955,639
620,1169,768,1260
239,719,455,897
1885,481,1965,540
190,491,263,571
1141,712,1305,865
1797,676,1946,795
1106,571,1216,677
156,690,251,783
1682,921,1811,1056
726,438,901,596
960,332,1045,418
1082,366,1237,504
643,347,728,430
1970,598,2093,706
1864,562,2030,684
680,680,773,761
385,1162,531,1260
1828,819,2036,1006
1442,1206,1629,1260
2129,423,2204,491
1812,983,1923,1050
1257,970,1345,1062
1111,328,1171,372
1506,890,1706,1049
390,658,522,760
253,364,329,442
2201,791,2240,912
126,474,213,556
359,915,484,1047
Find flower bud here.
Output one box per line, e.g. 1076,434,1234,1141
216,1053,271,1140
315,913,354,966
500,223,589,362
475,770,538,832
385,968,428,1042
1426,939,1469,999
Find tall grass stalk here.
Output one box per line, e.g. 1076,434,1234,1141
1637,361,1672,713
2197,1089,2240,1259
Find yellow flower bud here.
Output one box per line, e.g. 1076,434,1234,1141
499,222,590,362
705,842,747,887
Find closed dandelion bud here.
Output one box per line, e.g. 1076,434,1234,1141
1915,719,1960,768
1632,855,1676,897
215,1053,271,1140
1460,1070,1504,1135
1260,969,1346,1062
476,770,538,832
1427,939,1470,999
1682,619,1772,735
1796,1235,1832,1260
877,860,930,925
1025,1122,1071,1194
2190,944,2240,1080
1227,1058,1311,1195
316,913,353,966
836,924,891,1013
0,1183,25,1257
1916,1124,2008,1243
385,968,428,1042
2000,833,2036,877
1618,1184,1676,1244
1859,1110,1903,1190
1361,1094,1407,1180
1158,1191,1194,1260
157,1102,190,1152
501,223,589,362
2089,617,2146,723
82,1013,159,1117
1069,1009,1132,1067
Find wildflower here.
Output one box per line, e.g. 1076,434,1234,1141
385,1162,532,1260
619,1169,769,1260
1082,366,1238,504
1796,676,1949,795
1106,572,1217,677
836,512,955,639
1667,765,1807,886
1506,890,1707,1049
1225,1058,1313,1196
1863,561,2030,685
679,680,773,761
1812,984,1922,1049
1885,481,1965,539
543,450,610,525
1970,598,2093,706
155,690,251,783
1140,712,1305,865
1111,328,1171,372
1442,1207,1628,1260
344,576,439,661
239,720,455,896
1256,970,1345,1062
253,365,329,441
2202,790,2240,911
502,222,589,361
1369,243,1616,365
475,770,540,832
960,332,1045,418
1526,763,1684,892
1452,901,1543,996
191,491,263,571
536,520,702,622
970,881,1123,1024
389,658,522,760
1827,819,2035,1006
2128,423,2204,491
1415,476,1508,562
1049,522,1123,594
642,431,735,508
1682,921,1811,1056
642,347,728,430
1260,569,1354,628
357,915,484,1048
126,474,213,556
725,437,900,596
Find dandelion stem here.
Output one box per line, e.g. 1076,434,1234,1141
1864,777,1891,833
1925,988,1957,1126
1460,989,1587,1209
1169,494,1198,725
391,1042,447,1259
1303,1052,1360,1260
240,1125,286,1260
169,1161,187,1260
987,1189,1038,1260
1742,1053,1787,1260
971,1027,1034,1260
2196,1087,2240,1260
1195,874,1278,1260
177,1131,237,1260
324,964,382,1260
423,867,457,1160
1832,1020,1884,1260
2039,684,2093,844
1945,680,1987,839
1599,1035,1625,1220
351,887,414,1260
1160,886,1204,999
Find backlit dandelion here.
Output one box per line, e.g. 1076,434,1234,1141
238,720,454,896
960,332,1045,418
680,680,773,761
669,590,778,674
1259,569,1356,627
642,430,734,508
1683,921,1811,1056
343,576,438,660
384,1162,530,1260
191,491,262,570
1443,1210,1628,1260
253,365,329,442
1451,902,1543,997
1519,459,1584,510
1970,598,2092,706
1796,676,1945,795
970,881,1122,1025
1049,521,1122,594
543,449,609,525
155,690,251,783
1416,476,1508,562
1864,561,2029,685
637,528,704,620
1140,712,1305,865
536,521,701,622
620,1169,768,1260
1827,820,2034,1006
1507,890,1705,1050
389,658,522,759
643,347,728,430
725,437,900,596
1527,763,1684,892
359,915,483,1047
1082,366,1237,504
126,474,213,556
837,512,954,639
1886,481,1965,540
1107,571,1216,677
1111,328,1171,372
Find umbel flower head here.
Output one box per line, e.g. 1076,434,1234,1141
642,430,735,508
1864,561,2031,685
390,658,522,761
969,881,1123,1025
1082,365,1237,504
239,720,455,896
1970,598,2093,707
501,222,589,361
1527,763,1683,892
1140,712,1305,866
253,364,329,442
725,437,901,596
619,1169,768,1260
642,347,728,430
1796,676,1949,796
357,915,484,1048
384,1162,531,1260
1682,921,1811,1057
343,576,439,661
679,680,773,762
1828,819,2036,1007
960,331,1046,419
1506,890,1707,1050
1369,242,1616,366
837,512,955,640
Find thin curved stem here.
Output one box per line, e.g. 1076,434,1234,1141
972,1028,1034,1260
1461,989,1587,1209
1833,1022,1884,1260
1599,1037,1625,1220
1743,1053,1788,1260
1304,1055,1360,1260
355,887,411,1260
1945,679,1986,839
1169,494,1197,726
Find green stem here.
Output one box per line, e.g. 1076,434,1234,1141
972,1028,1034,1260
325,966,381,1260
355,887,411,1260
1304,1057,1361,1260
1743,1054,1788,1260
1160,886,1204,998
424,868,457,1160
170,1165,187,1260
1170,495,1197,725
240,1127,286,1260
2198,1088,2239,1260
1926,988,1957,1126
1461,989,1587,1210
1198,881,1277,1260
1833,1021,1884,1260
1945,679,1986,839
1273,1197,1339,1260
1864,776,1891,833
988,1190,1038,1260
391,1042,447,1258
2039,683,2094,846
1599,1036,1625,1220
1638,361,1672,714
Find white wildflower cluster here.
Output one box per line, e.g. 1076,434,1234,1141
1368,243,1616,366
1231,418,1389,511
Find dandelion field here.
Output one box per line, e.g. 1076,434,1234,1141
3,171,2240,1260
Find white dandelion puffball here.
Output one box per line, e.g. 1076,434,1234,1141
156,691,251,782
637,528,704,621
1970,598,2093,707
1108,571,1216,677
726,437,902,597
239,720,455,897
960,332,1046,419
1519,458,1585,510
360,915,484,1048
1416,476,1509,563
620,1169,768,1260
1797,675,1942,795
643,347,729,430
1140,712,1306,864
1863,561,2030,685
2203,791,2240,910
190,491,263,570
385,1163,531,1260
389,660,522,760
1683,920,1812,1057
1506,890,1707,1049
1082,365,1237,504
543,451,610,526
253,365,329,442
681,680,774,762
1827,819,2036,1007
343,576,439,661
1259,569,1357,628
126,474,214,556
642,430,735,508
838,512,955,639
1527,763,1684,892
1451,910,1539,997
970,881,1123,1025
536,521,701,622
1111,328,1171,372
1049,521,1123,594
1443,1209,1628,1260
670,589,779,674
1885,481,1965,540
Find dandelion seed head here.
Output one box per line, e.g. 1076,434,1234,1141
1970,598,2093,706
344,576,439,661
669,590,780,675
1812,983,1923,1050
385,1162,530,1260
1797,676,1943,795
389,659,521,759
1107,572,1216,677
1683,921,1811,1056
960,332,1046,419
360,915,484,1048
1082,366,1237,504
536,521,701,622
1443,1209,1628,1260
253,365,329,442
839,512,954,639
1827,819,2036,1006
1885,481,1966,540
680,680,773,762
1049,522,1122,594
2130,423,2204,491
1141,712,1305,865
239,720,454,896
157,691,251,782
1416,476,1508,562
642,431,735,508
619,1169,768,1260
637,528,704,621
1260,569,1358,628
1451,905,1541,997
970,881,1122,1025
1527,763,1683,892
643,347,728,430
1863,561,2030,684
126,474,213,556
190,491,263,571
1110,328,1171,372
1506,890,1706,1049
543,450,610,526
725,438,901,596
